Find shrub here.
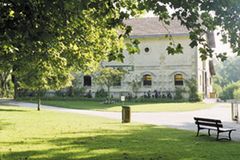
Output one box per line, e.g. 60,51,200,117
233,88,240,100
73,87,86,97
95,88,107,98
174,87,184,100
213,83,223,98
219,81,240,100
185,78,201,102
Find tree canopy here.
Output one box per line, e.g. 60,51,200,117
1,0,240,95
94,67,125,103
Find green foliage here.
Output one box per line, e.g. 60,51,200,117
215,57,240,88
131,78,142,98
174,87,184,100
213,75,229,88
0,70,13,98
214,57,240,99
94,68,125,87
219,81,240,100
233,89,240,100
71,73,87,97
1,0,240,99
213,83,223,98
185,79,201,102
0,0,140,97
94,68,126,103
95,88,108,98
73,87,86,97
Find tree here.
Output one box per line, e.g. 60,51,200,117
19,59,73,110
0,69,12,97
215,57,240,86
219,81,240,100
0,0,139,100
94,68,125,103
213,83,223,98
131,77,142,98
1,0,240,101
185,78,201,102
233,88,240,100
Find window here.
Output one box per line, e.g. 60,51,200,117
143,74,152,86
83,76,92,86
174,74,183,86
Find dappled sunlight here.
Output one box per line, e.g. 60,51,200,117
1,105,240,160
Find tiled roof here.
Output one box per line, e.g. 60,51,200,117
124,17,189,37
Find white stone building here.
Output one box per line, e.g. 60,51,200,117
81,17,215,99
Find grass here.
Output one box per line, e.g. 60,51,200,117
37,100,216,112
1,105,240,160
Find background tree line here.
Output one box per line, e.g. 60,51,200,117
214,57,240,100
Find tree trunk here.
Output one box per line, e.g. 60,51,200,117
12,75,18,99
37,91,41,111
107,86,111,104
12,66,18,99
0,72,9,97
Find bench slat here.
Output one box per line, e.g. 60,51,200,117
195,122,223,128
194,117,221,123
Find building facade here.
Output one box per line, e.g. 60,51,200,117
81,17,215,99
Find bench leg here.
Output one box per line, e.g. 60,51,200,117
208,129,211,136
228,130,233,141
216,132,219,141
196,128,200,136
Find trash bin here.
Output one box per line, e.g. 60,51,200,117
122,106,131,123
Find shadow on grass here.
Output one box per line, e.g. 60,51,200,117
0,120,11,130
0,108,27,112
2,124,240,160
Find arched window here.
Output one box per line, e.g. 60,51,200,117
83,76,92,86
174,74,183,86
143,74,152,86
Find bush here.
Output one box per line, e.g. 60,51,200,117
95,88,107,98
213,83,223,98
219,81,240,100
174,87,184,100
185,78,201,102
73,87,86,97
55,89,67,97
233,88,240,100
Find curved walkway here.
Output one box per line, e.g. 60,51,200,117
4,101,240,141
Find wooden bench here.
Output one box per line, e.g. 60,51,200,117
194,117,236,141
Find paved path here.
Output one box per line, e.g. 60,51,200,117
3,100,240,141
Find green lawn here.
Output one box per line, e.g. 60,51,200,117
38,100,216,112
0,105,240,160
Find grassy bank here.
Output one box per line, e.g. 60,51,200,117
38,100,215,112
1,105,239,160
